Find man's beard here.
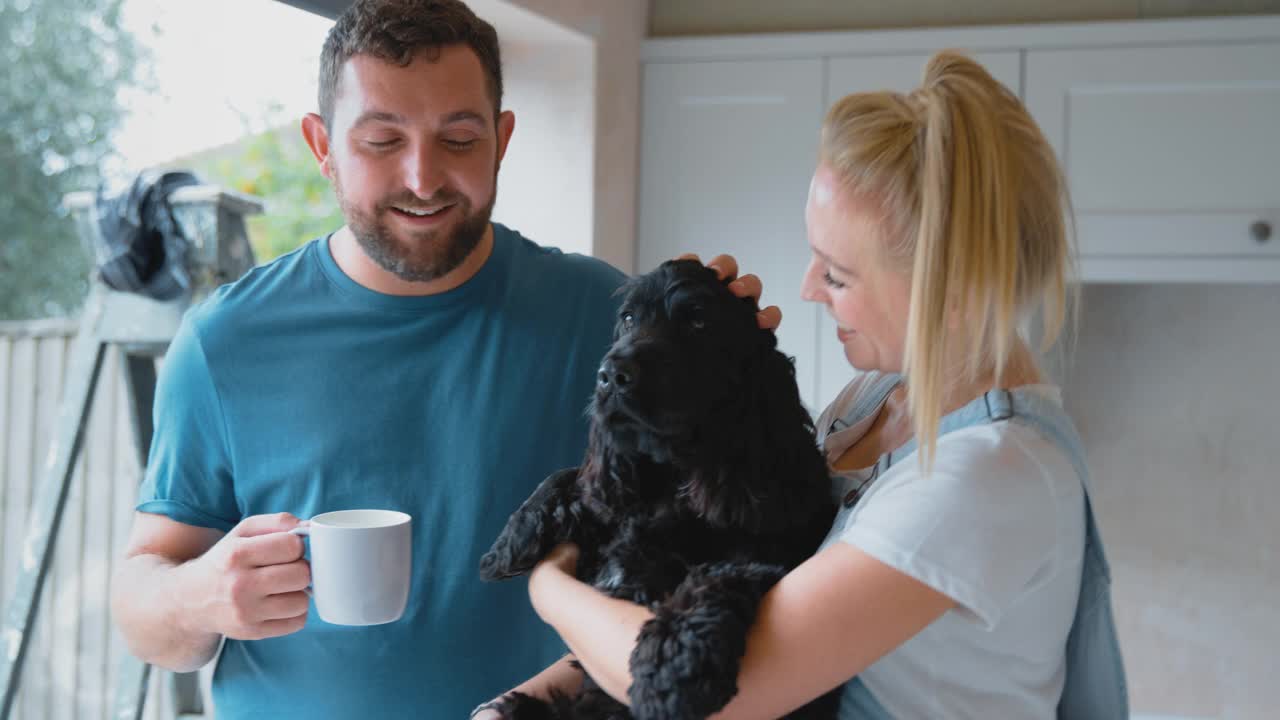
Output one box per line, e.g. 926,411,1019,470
333,170,496,283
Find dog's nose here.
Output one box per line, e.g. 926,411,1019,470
598,357,635,393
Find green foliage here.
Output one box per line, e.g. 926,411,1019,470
0,0,145,320
181,107,343,264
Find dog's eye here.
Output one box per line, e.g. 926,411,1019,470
620,311,635,330
687,307,706,330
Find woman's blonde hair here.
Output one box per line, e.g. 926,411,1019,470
819,49,1075,470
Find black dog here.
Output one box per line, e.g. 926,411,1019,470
480,259,838,720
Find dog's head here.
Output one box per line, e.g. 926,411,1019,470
592,259,772,462
583,259,825,531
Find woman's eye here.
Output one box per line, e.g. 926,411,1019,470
620,312,635,329
823,270,847,289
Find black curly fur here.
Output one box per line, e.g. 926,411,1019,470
480,260,839,720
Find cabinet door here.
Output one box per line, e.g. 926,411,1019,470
816,53,1022,410
1025,43,1280,282
637,60,824,410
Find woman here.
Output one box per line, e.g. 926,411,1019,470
476,50,1126,719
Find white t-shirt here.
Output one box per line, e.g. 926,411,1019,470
816,373,1085,720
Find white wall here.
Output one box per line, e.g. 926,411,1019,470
502,0,649,272
479,3,595,257
1059,283,1280,718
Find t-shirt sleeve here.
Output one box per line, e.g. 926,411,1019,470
837,429,1059,629
135,314,240,532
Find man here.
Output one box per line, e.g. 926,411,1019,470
111,0,776,716
108,1,625,716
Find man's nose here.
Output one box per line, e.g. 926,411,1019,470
404,143,447,198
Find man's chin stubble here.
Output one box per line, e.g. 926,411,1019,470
356,224,481,283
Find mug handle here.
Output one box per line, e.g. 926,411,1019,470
289,522,314,598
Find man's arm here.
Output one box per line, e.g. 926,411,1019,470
110,511,311,672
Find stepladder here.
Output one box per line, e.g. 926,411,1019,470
0,183,261,720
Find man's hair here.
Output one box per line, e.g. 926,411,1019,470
318,0,503,128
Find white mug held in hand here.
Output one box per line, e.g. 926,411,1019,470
289,509,412,626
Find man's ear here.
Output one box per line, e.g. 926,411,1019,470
495,110,515,167
301,113,334,179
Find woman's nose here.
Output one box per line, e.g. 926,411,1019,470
799,261,826,303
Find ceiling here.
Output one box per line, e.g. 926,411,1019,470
275,0,349,19
271,0,590,46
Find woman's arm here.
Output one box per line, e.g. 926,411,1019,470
527,544,650,699
529,542,954,720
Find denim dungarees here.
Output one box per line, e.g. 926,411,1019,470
830,375,1129,719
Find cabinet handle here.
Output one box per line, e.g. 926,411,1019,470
1251,221,1272,243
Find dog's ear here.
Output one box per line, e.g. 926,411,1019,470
704,342,829,533
579,422,634,520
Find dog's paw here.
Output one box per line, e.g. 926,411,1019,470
480,469,584,581
627,604,747,720
478,515,544,580
477,549,512,581
627,563,789,719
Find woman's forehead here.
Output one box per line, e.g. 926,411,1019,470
808,168,837,208
809,183,885,261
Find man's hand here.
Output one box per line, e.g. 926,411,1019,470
182,512,312,641
676,253,782,330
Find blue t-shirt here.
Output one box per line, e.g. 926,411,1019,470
138,223,625,717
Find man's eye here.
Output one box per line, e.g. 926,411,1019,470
444,139,478,150
620,312,635,329
365,138,398,148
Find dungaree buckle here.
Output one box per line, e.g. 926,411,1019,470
984,389,1015,422
843,463,880,508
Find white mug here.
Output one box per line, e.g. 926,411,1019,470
289,509,412,626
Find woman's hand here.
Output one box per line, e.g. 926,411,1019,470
530,542,581,615
525,540,655,705
677,253,782,330
534,542,579,578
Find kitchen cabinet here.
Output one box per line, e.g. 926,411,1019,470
638,16,1280,409
1025,42,1280,283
